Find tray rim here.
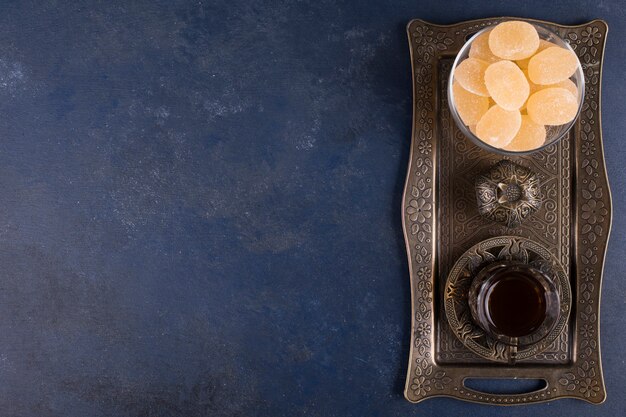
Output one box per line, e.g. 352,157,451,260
402,16,612,405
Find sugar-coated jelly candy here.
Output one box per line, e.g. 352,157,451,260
516,39,555,69
526,87,578,125
503,115,546,151
528,47,578,85
484,60,529,110
454,58,490,96
476,105,522,147
452,81,490,125
489,21,540,60
469,30,500,63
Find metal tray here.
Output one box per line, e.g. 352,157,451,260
402,17,611,405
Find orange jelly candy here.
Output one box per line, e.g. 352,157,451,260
503,115,546,151
528,47,578,85
452,81,490,125
469,30,500,63
526,87,578,125
516,39,555,69
454,58,490,96
488,21,540,60
475,105,522,147
484,60,529,110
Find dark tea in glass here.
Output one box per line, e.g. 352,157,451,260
469,261,560,346
482,269,547,337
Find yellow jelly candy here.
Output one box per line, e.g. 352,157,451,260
489,21,540,60
503,115,546,151
454,58,490,96
526,87,578,125
484,60,529,110
469,30,500,63
528,47,578,85
452,81,490,125
476,105,522,148
516,39,555,69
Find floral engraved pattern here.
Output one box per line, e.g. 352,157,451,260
410,375,431,397
581,141,595,156
580,378,601,398
411,359,452,395
418,140,432,155
581,199,607,223
416,322,432,337
411,25,453,61
581,267,595,282
416,266,431,281
412,26,435,45
407,179,433,241
555,22,607,402
416,84,432,99
580,324,595,339
559,361,601,398
407,198,432,223
581,26,602,46
406,20,445,403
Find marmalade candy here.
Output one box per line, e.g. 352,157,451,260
488,21,540,60
528,46,578,85
452,81,490,125
485,60,529,110
475,105,522,148
526,87,578,125
454,57,490,96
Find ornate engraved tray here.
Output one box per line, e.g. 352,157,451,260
402,18,611,405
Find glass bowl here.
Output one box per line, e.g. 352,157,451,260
447,23,585,155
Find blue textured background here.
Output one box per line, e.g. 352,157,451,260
0,1,623,416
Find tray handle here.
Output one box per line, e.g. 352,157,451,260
459,378,551,404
